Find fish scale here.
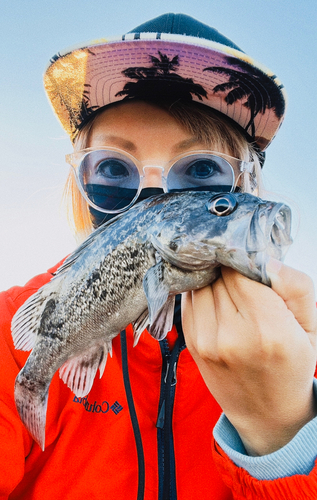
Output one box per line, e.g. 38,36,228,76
11,191,292,449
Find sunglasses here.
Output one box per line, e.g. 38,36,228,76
65,147,254,213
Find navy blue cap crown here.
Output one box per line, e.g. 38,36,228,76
129,13,243,52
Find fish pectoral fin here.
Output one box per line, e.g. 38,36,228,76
143,264,174,340
59,343,111,398
148,296,175,340
132,309,150,347
143,264,170,323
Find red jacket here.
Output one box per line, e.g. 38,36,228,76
1,262,317,499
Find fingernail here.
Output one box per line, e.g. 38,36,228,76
266,257,283,276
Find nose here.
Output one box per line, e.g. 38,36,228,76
142,166,164,188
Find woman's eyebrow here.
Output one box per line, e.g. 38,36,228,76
173,137,204,152
92,134,137,151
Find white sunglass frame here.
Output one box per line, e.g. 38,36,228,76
65,147,255,214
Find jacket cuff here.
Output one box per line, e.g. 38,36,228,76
213,378,317,480
212,440,317,499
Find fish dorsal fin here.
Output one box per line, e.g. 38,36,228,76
12,213,130,350
59,342,112,398
143,263,174,340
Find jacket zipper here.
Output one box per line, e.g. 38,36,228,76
157,332,185,500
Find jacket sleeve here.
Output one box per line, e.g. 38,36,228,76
0,266,58,498
0,290,34,497
213,384,317,480
212,440,317,500
213,396,317,499
212,386,317,498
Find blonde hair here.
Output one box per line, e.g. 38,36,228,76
63,100,263,241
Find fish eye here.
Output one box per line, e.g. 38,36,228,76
207,193,237,216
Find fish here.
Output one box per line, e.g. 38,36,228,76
11,191,292,449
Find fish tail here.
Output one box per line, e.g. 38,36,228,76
14,373,49,451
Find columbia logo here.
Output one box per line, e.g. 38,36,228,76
73,396,123,415
110,401,123,414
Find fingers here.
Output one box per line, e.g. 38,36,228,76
217,263,316,336
181,291,194,337
182,286,218,358
182,262,317,365
219,266,279,324
266,258,317,334
182,276,239,361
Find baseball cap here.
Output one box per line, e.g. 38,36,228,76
44,13,286,151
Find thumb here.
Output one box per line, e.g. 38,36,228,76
266,258,317,334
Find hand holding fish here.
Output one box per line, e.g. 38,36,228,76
182,262,317,456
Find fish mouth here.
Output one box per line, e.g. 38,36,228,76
247,202,292,257
270,204,293,253
238,202,293,285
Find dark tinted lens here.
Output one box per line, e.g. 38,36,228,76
85,184,138,212
89,187,165,227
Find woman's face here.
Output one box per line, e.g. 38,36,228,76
86,101,239,189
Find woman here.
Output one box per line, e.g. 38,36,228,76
0,13,316,500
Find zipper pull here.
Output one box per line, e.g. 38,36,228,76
164,361,177,386
156,360,178,428
171,361,177,387
164,362,170,384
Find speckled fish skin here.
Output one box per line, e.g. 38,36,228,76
12,191,292,450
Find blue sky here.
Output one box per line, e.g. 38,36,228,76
1,0,316,290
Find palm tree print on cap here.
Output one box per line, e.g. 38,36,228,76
116,52,208,103
78,83,99,128
204,57,285,141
